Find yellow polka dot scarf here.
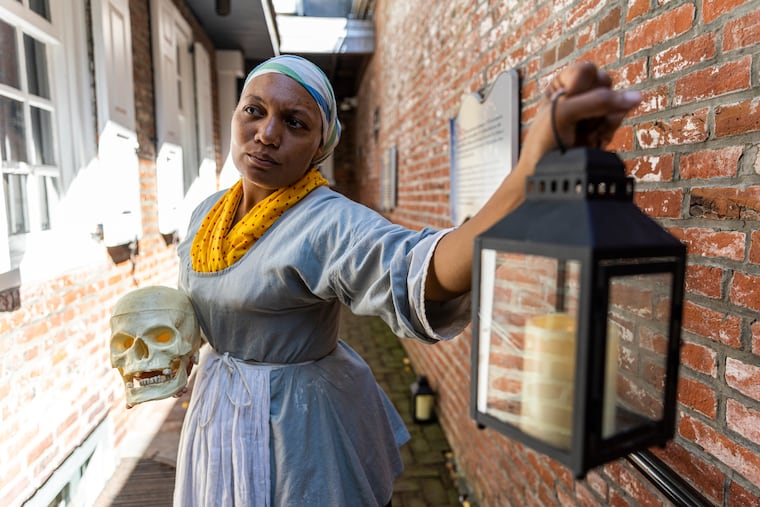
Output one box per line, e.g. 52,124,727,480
191,168,329,272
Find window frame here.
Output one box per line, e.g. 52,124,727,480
0,0,62,269
0,0,97,289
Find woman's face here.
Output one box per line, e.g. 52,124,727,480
230,73,323,198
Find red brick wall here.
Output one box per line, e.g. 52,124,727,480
0,2,218,504
353,0,760,505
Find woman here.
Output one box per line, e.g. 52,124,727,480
173,55,641,506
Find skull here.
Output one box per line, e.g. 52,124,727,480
110,286,201,406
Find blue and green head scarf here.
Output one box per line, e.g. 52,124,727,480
244,55,342,165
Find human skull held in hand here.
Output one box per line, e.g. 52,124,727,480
110,286,201,406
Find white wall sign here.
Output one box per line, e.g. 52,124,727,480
450,70,520,225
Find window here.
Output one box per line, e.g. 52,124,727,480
0,12,60,250
1,0,97,287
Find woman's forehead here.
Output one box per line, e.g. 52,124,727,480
243,73,319,112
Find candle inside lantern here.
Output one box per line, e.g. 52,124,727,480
520,313,621,448
602,323,621,438
520,313,576,449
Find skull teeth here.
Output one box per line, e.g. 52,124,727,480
139,375,168,386
125,367,178,389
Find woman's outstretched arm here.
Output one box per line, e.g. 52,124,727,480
425,62,643,301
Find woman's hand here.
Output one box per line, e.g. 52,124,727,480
425,61,642,301
521,62,642,168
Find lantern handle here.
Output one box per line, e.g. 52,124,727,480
551,90,568,154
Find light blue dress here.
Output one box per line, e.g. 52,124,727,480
173,185,471,506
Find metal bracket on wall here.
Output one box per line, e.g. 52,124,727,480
626,450,714,507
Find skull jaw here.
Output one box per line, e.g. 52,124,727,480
123,356,191,405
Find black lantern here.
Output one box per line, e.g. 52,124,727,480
411,376,436,424
470,148,686,478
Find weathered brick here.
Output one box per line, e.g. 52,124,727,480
679,414,760,486
723,10,760,51
636,108,709,148
598,6,622,37
715,98,760,137
680,146,742,179
729,272,760,312
634,188,682,218
626,153,674,182
678,376,717,418
575,481,605,507
680,340,718,376
681,300,742,347
635,84,669,115
577,24,595,48
689,187,760,220
726,357,760,401
728,480,759,507
671,227,745,261
750,231,760,264
584,470,609,502
609,58,647,88
726,398,760,444
703,0,753,24
603,461,660,506
608,124,635,151
578,37,619,68
652,33,717,79
623,4,696,56
685,263,723,299
652,445,725,504
626,0,649,21
674,57,752,105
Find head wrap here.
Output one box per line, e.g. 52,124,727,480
244,55,341,165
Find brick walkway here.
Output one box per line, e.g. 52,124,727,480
95,310,466,506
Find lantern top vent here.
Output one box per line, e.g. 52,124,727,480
526,148,634,202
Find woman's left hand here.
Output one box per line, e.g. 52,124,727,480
521,62,642,166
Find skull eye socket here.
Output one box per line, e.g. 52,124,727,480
111,334,135,352
155,331,173,343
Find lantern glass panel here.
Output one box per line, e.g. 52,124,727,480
476,249,581,450
603,269,673,439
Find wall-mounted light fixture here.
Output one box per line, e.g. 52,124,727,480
411,376,436,424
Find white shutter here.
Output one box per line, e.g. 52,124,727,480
98,128,142,246
194,42,214,164
90,0,141,246
91,0,135,133
151,0,191,234
151,0,181,148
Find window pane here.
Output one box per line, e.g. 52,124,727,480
29,0,51,21
38,175,58,230
24,34,51,99
604,271,674,438
0,19,20,89
477,250,582,450
0,96,28,163
4,173,30,234
30,106,55,165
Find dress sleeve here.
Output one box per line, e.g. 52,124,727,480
325,204,471,343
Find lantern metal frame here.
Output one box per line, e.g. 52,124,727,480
470,148,686,478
